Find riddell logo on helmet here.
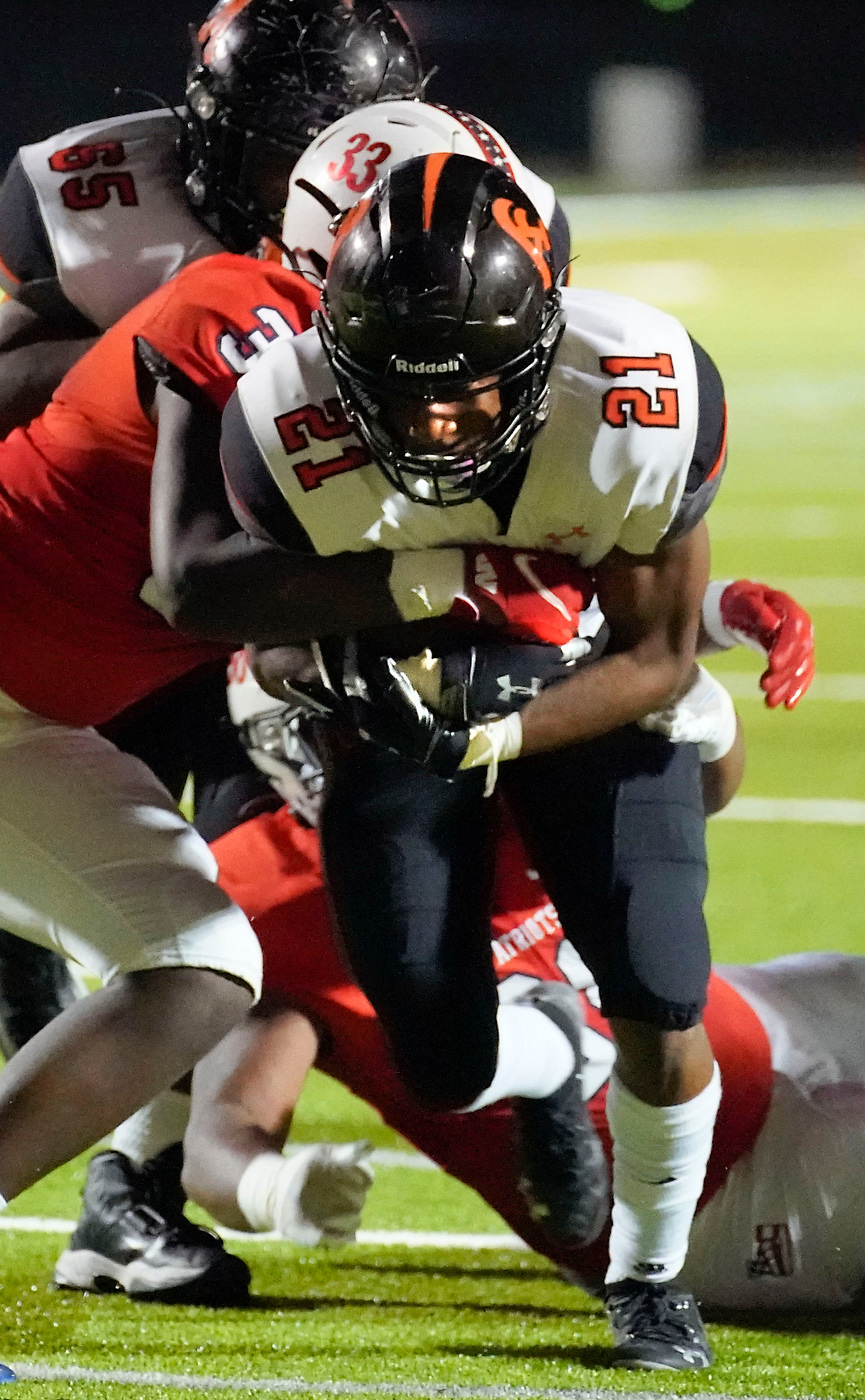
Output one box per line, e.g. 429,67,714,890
393,358,462,375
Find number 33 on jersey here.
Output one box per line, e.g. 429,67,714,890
224,285,727,566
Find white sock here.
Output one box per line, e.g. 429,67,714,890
462,1003,576,1111
605,1062,721,1285
111,1090,191,1166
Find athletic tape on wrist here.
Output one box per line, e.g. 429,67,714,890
459,710,523,795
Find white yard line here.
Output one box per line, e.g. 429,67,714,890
715,672,865,701
765,578,865,608
0,1215,524,1250
7,1363,827,1400
716,798,865,825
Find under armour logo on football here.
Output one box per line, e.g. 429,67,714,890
748,1222,795,1278
497,674,543,703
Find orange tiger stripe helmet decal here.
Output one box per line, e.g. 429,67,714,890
422,152,451,232
491,198,553,290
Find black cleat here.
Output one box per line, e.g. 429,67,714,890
513,981,609,1246
54,1143,250,1305
604,1278,713,1370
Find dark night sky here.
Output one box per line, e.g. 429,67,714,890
1,0,862,172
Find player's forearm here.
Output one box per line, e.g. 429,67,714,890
166,535,404,644
517,528,707,756
517,640,692,756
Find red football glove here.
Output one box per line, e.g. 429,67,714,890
452,546,594,647
715,579,815,709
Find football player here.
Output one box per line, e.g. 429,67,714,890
145,152,748,1366
0,208,334,1343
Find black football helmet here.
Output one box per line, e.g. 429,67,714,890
183,0,424,252
317,152,565,506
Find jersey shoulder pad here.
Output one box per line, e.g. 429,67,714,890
15,109,222,330
135,253,319,408
535,288,702,559
223,330,352,548
664,336,727,542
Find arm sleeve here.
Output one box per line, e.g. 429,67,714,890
663,338,727,544
0,155,96,333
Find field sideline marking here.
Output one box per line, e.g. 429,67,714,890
718,672,865,701
8,1363,827,1400
716,797,865,825
0,1215,525,1249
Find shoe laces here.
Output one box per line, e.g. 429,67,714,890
614,1285,700,1345
126,1202,219,1249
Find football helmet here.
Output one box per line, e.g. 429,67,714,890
317,153,565,506
226,652,324,826
183,0,423,252
280,100,557,282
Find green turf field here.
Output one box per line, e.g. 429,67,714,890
2,183,864,1398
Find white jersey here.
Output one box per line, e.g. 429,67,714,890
684,954,865,1310
0,109,222,330
230,286,711,566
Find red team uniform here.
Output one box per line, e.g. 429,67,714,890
212,802,773,1289
0,254,318,727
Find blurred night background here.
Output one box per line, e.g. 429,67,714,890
1,0,863,185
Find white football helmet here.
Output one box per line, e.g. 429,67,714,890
226,651,324,827
280,99,557,282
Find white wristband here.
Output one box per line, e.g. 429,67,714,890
700,579,737,650
388,549,465,622
459,710,523,796
701,579,765,656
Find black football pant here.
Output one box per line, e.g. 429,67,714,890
319,727,710,1111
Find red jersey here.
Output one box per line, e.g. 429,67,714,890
0,253,318,726
212,803,773,1284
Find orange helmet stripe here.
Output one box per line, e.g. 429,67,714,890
422,152,450,232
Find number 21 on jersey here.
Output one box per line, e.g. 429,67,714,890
600,352,679,428
275,398,372,491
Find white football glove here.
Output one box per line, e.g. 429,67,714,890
237,1140,374,1245
639,664,737,762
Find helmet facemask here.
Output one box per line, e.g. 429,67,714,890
317,155,565,507
318,298,564,505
